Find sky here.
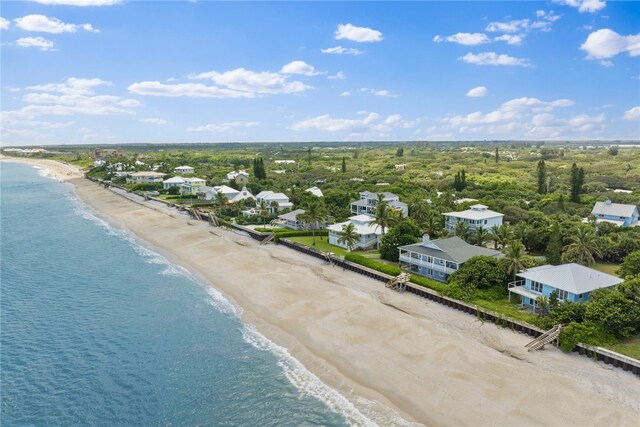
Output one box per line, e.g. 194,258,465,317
1,0,639,146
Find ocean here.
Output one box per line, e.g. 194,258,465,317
0,163,364,426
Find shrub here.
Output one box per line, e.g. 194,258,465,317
409,274,448,293
558,322,616,352
450,256,507,289
344,254,401,276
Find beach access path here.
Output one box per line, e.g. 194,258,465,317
3,157,639,427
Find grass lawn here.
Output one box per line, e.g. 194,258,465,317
287,236,379,259
474,298,540,325
604,336,640,360
591,262,620,276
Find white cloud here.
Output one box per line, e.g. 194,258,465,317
599,60,614,67
27,77,109,95
433,32,490,46
466,86,488,97
280,60,320,76
624,106,640,121
30,0,123,5
15,14,98,33
190,67,312,95
553,0,606,14
340,91,351,97
458,52,531,67
494,34,524,45
291,112,418,136
187,121,260,133
1,17,9,30
357,87,397,97
334,23,383,43
16,36,55,51
320,46,364,55
580,29,640,60
128,81,254,98
140,118,167,125
328,71,346,80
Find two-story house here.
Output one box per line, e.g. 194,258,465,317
180,177,207,195
126,171,166,184
226,170,250,187
255,191,294,213
163,176,186,190
327,214,385,250
443,204,503,234
508,263,623,310
174,165,194,175
589,200,639,227
350,191,409,217
398,235,502,282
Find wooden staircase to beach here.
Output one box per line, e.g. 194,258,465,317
260,233,275,245
386,273,411,292
525,324,563,352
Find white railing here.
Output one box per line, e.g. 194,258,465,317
399,254,456,274
508,279,525,289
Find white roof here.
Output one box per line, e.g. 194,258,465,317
163,176,185,184
517,263,623,294
183,177,206,184
591,200,637,218
227,170,249,179
279,209,305,221
230,186,255,202
130,171,166,177
327,215,383,236
256,191,289,201
175,165,194,169
306,186,324,197
443,205,503,220
213,185,239,196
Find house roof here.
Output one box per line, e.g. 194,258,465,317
278,209,305,221
591,200,637,218
516,263,623,294
230,186,255,202
360,191,399,200
130,171,166,177
163,176,185,183
306,186,324,197
183,177,206,184
327,215,383,236
399,236,502,264
174,165,194,170
213,185,239,195
256,191,289,202
443,205,503,220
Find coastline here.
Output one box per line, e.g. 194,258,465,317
3,157,639,426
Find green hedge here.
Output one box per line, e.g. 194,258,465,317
344,254,401,276
408,274,448,293
274,230,329,242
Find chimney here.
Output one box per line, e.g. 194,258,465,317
605,199,612,206
422,234,430,245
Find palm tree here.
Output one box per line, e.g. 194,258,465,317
564,225,602,265
474,226,489,247
490,224,512,249
454,221,472,242
373,194,391,235
423,209,442,238
513,222,530,250
504,240,526,282
337,223,359,252
409,198,430,225
259,200,269,228
299,202,327,246
215,191,228,214
269,200,280,215
438,190,456,210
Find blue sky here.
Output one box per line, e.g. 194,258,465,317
1,0,639,145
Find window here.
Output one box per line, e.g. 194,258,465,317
484,220,488,224
530,281,543,293
557,289,569,301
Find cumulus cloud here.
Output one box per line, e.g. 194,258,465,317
16,36,55,51
580,29,640,60
320,46,364,55
190,67,312,95
140,118,167,125
553,0,606,14
328,71,346,80
624,106,640,121
30,0,123,5
357,87,397,97
128,81,254,98
340,91,351,97
433,32,490,46
494,34,524,46
187,121,260,133
1,17,9,30
291,112,420,139
334,23,383,43
280,60,320,76
15,14,98,33
466,86,488,97
458,52,531,67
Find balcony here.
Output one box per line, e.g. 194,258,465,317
399,254,456,274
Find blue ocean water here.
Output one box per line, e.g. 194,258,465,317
0,163,361,426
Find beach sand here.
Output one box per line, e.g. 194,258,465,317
3,157,639,427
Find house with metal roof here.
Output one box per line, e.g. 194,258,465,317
126,171,166,184
305,186,324,197
508,263,623,309
443,204,503,233
328,214,385,250
350,191,408,217
399,235,502,282
180,177,207,195
163,176,186,190
256,191,293,214
589,200,639,227
174,165,194,175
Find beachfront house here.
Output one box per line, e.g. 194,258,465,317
226,170,250,186
174,165,194,175
508,263,623,309
163,176,186,190
126,171,166,184
443,204,503,234
278,209,306,230
350,191,408,217
306,186,324,197
180,177,207,195
327,214,385,250
256,191,293,214
588,200,639,227
229,186,256,204
399,236,502,282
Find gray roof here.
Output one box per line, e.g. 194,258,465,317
591,201,637,218
399,237,502,264
517,263,623,294
278,209,305,221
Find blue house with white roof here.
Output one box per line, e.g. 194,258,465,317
590,200,639,227
508,263,623,309
443,204,503,233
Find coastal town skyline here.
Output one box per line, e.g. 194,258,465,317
2,0,640,145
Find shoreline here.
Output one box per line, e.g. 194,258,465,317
3,157,640,426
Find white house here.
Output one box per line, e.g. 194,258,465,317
229,186,256,204
278,209,306,230
92,160,106,168
443,204,503,233
588,200,639,227
180,177,207,195
256,191,293,213
226,170,250,186
163,176,186,190
174,165,194,175
508,263,623,309
399,236,502,282
350,191,408,217
327,214,385,250
306,186,324,197
126,171,166,184
274,160,296,164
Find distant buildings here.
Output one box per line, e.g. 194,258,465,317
399,236,502,282
508,263,623,309
305,186,324,197
226,170,250,186
443,204,503,233
197,185,255,203
163,176,185,190
589,200,639,227
126,171,166,184
327,214,385,250
255,191,293,213
180,178,207,195
174,165,194,175
350,191,408,217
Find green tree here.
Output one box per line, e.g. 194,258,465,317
379,220,421,262
299,202,328,246
569,162,585,203
617,250,640,279
495,147,499,163
490,224,512,250
536,295,550,317
536,159,546,194
259,200,269,228
585,288,640,339
341,156,347,173
337,222,359,252
564,225,602,265
215,191,229,214
617,278,640,304
373,194,391,235
503,240,526,282
474,226,489,247
448,256,507,289
545,221,563,265
454,220,472,242
396,147,404,157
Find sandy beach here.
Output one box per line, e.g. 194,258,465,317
3,157,639,427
